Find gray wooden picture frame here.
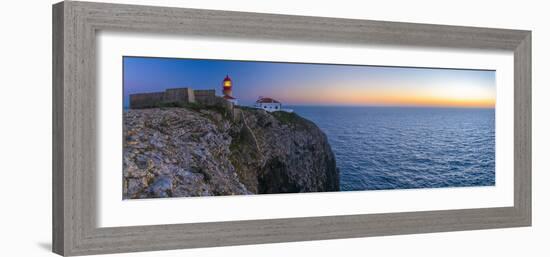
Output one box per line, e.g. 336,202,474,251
52,1,531,256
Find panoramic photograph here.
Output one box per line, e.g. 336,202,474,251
122,56,496,199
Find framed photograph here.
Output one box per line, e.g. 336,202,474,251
52,1,531,256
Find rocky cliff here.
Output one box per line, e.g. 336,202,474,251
123,105,339,199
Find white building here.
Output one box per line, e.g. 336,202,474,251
255,97,282,112
254,97,293,112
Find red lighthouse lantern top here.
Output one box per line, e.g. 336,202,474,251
223,75,232,88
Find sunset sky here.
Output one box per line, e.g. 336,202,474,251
123,57,495,108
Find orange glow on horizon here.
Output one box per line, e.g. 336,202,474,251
273,82,496,108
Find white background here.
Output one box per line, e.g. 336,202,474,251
0,0,548,256
98,32,514,227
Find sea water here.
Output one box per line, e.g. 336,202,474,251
292,106,495,191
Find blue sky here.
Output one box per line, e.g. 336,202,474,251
123,56,495,108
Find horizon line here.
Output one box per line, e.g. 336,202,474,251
261,103,495,109
123,103,495,109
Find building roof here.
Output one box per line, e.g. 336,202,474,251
223,75,232,82
256,97,280,104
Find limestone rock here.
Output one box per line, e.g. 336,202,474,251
123,106,339,199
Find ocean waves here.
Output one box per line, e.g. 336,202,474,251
292,106,495,191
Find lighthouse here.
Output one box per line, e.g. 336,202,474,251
222,75,238,105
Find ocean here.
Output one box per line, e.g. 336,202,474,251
291,106,495,191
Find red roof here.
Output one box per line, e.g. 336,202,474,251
223,75,232,82
256,97,280,104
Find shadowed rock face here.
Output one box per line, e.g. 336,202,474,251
123,106,339,199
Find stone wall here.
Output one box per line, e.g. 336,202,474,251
164,88,194,104
129,87,235,111
129,88,195,109
194,89,217,105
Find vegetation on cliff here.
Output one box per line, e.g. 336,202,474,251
123,105,339,199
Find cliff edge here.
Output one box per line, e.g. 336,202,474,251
123,105,339,199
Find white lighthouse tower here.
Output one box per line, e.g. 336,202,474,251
222,75,238,105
